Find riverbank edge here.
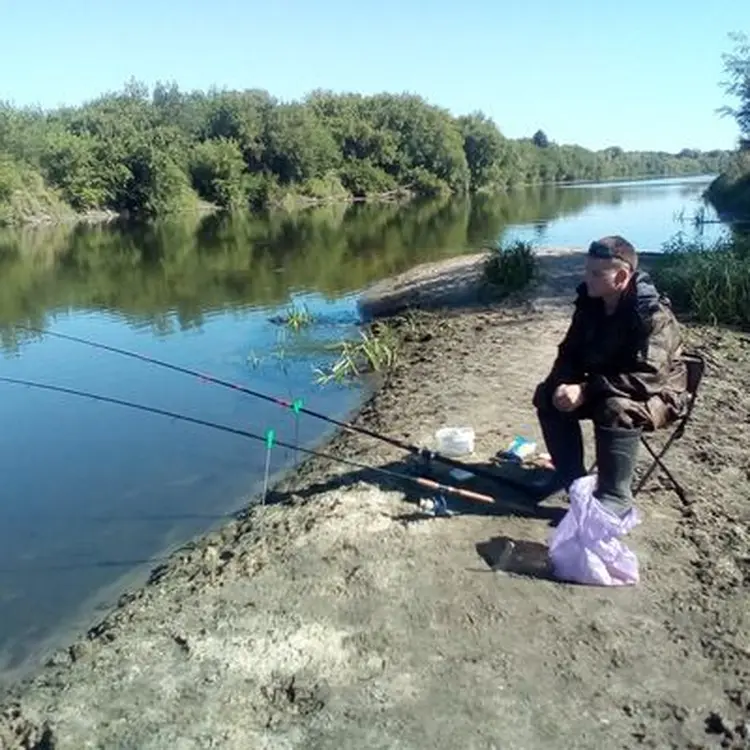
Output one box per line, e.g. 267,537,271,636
2,170,717,229
2,204,214,231
1,189,406,229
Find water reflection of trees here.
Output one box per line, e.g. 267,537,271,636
0,184,632,347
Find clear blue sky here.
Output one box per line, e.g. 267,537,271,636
2,0,748,152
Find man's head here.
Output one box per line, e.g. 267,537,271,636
584,235,638,300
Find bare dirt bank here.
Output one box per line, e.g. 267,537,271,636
1,250,749,750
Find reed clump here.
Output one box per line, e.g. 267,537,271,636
650,232,750,328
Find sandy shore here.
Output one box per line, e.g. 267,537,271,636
1,249,749,749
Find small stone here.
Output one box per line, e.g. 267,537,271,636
45,650,71,668
172,634,190,654
726,688,745,707
672,704,688,722
68,641,90,663
117,591,138,608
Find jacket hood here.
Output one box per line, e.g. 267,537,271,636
631,271,661,316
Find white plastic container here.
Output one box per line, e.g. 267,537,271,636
435,426,475,457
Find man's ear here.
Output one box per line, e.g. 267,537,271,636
615,267,631,288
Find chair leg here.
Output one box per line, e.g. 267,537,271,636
633,429,683,494
586,428,690,504
636,438,689,505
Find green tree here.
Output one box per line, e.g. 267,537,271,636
532,129,550,148
262,103,341,184
458,112,507,190
40,128,109,209
190,138,247,209
718,32,750,143
200,90,275,170
117,144,194,215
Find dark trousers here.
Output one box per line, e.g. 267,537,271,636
532,379,655,491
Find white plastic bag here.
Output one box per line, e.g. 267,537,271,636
435,426,475,457
549,475,641,586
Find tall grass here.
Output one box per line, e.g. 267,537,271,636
314,242,538,386
314,320,401,385
482,240,537,295
650,232,750,328
283,302,314,331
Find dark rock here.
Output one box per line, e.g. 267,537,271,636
172,634,190,654
68,641,90,663
705,710,732,737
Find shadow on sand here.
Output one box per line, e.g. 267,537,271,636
266,453,566,520
474,536,556,581
265,452,569,582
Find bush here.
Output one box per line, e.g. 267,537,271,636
0,156,74,226
40,130,110,210
338,160,397,197
482,240,537,295
119,145,199,216
405,167,450,198
243,172,277,211
300,171,350,201
0,157,16,204
190,137,248,210
705,151,750,218
650,233,750,328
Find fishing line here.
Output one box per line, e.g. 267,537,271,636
14,324,534,495
0,375,535,512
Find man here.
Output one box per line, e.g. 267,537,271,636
533,235,688,516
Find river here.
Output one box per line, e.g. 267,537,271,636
0,174,728,689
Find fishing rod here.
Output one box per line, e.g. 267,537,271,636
0,374,535,514
15,324,535,496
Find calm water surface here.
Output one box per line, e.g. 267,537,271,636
0,174,726,686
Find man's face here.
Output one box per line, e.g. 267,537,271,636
584,256,632,298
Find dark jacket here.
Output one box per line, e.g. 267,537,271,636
549,271,688,419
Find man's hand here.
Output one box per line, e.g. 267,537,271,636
552,383,585,412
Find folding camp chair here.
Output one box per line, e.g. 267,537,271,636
632,351,706,504
587,352,706,505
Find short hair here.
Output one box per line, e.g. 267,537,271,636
588,235,638,271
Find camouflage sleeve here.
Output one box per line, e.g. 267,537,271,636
586,306,681,401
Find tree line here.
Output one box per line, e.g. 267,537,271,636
0,81,734,225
